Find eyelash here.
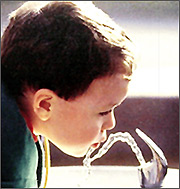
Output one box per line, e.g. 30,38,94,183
99,109,112,116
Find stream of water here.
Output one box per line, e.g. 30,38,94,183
80,129,146,185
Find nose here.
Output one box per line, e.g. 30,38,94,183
102,111,116,131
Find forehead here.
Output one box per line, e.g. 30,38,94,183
73,74,129,109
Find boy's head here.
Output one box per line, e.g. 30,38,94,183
1,1,136,157
2,1,135,100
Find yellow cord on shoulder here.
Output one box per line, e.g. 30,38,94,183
43,137,50,188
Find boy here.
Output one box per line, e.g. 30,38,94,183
1,1,136,188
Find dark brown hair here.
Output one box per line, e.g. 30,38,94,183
1,1,136,100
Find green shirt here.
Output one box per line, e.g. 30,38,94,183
1,83,45,188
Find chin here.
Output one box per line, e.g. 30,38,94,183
60,148,87,158
66,151,86,158
52,142,88,158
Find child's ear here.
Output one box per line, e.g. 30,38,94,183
33,89,54,121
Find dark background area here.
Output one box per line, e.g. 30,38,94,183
50,97,179,168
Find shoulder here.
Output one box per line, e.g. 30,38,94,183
1,82,39,188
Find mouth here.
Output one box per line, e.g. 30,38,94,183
91,142,100,149
91,136,107,149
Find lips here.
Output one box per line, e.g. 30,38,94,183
91,142,100,149
91,135,107,149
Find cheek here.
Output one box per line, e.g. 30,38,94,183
46,105,104,157
72,114,102,142
73,115,103,148
51,108,101,144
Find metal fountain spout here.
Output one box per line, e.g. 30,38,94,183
136,128,168,188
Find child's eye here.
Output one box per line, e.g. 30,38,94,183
99,109,112,116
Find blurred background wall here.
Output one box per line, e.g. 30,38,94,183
1,1,179,168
